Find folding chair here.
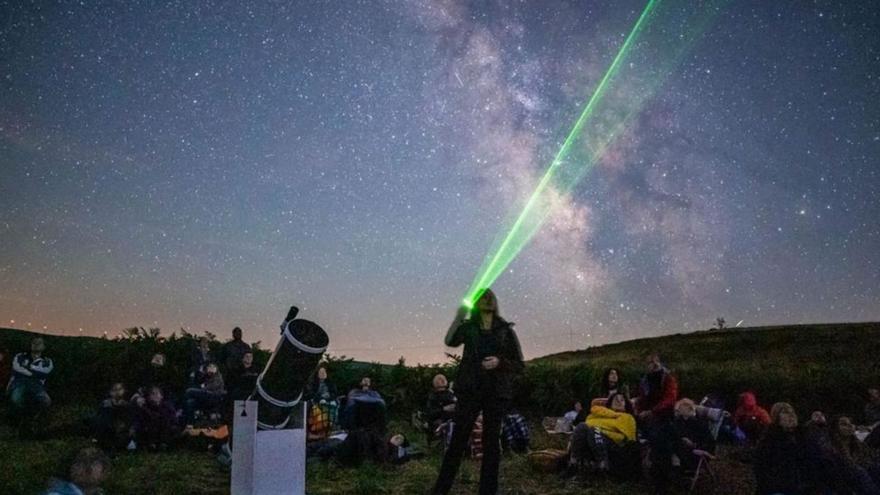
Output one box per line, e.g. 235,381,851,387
685,405,729,493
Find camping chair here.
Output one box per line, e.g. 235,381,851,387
684,405,729,493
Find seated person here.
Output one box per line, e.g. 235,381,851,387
92,382,135,451
754,402,808,495
671,398,715,472
226,351,261,403
134,386,180,450
8,337,53,436
131,353,172,406
425,373,456,444
564,401,584,425
733,391,771,443
306,365,339,439
600,367,628,400
570,392,637,473
341,376,386,430
184,363,225,425
188,337,215,386
387,433,421,465
829,415,880,493
42,447,110,495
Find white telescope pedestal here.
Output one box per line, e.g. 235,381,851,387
230,400,308,495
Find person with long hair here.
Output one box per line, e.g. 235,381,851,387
431,289,524,495
306,365,339,439
828,415,880,493
600,367,625,399
754,402,808,495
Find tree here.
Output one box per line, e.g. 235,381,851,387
716,317,726,330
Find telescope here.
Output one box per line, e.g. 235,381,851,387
231,305,329,495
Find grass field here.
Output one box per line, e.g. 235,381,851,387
1,403,759,495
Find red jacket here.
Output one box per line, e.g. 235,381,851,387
636,370,678,418
734,392,770,427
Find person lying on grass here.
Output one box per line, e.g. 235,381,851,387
43,447,110,495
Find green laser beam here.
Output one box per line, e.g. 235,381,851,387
463,0,659,306
462,0,728,308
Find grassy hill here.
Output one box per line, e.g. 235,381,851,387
525,322,880,417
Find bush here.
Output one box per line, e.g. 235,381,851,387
2,322,878,421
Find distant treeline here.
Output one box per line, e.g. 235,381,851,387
1,322,878,420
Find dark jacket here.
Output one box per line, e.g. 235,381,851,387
446,317,523,401
227,363,262,401
307,378,338,403
190,347,215,376
135,364,175,397
426,389,457,424
673,416,715,452
135,399,179,443
754,426,807,495
221,339,251,373
200,372,225,395
866,401,880,425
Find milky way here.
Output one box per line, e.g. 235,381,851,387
1,1,878,363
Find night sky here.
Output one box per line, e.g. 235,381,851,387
1,1,878,364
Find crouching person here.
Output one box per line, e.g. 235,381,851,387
570,392,638,476
8,337,53,437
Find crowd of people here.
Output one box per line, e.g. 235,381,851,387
1,328,262,451
555,356,880,494
2,290,880,495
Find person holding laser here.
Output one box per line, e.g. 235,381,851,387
431,289,524,495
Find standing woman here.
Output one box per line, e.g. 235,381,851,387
431,289,524,495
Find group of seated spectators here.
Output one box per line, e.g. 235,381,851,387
4,335,880,494
90,328,262,452
555,352,880,494
1,329,260,451
304,368,531,467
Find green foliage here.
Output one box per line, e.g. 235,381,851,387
2,322,878,420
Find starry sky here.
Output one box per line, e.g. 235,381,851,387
1,1,878,364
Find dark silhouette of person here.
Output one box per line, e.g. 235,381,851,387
431,289,524,495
